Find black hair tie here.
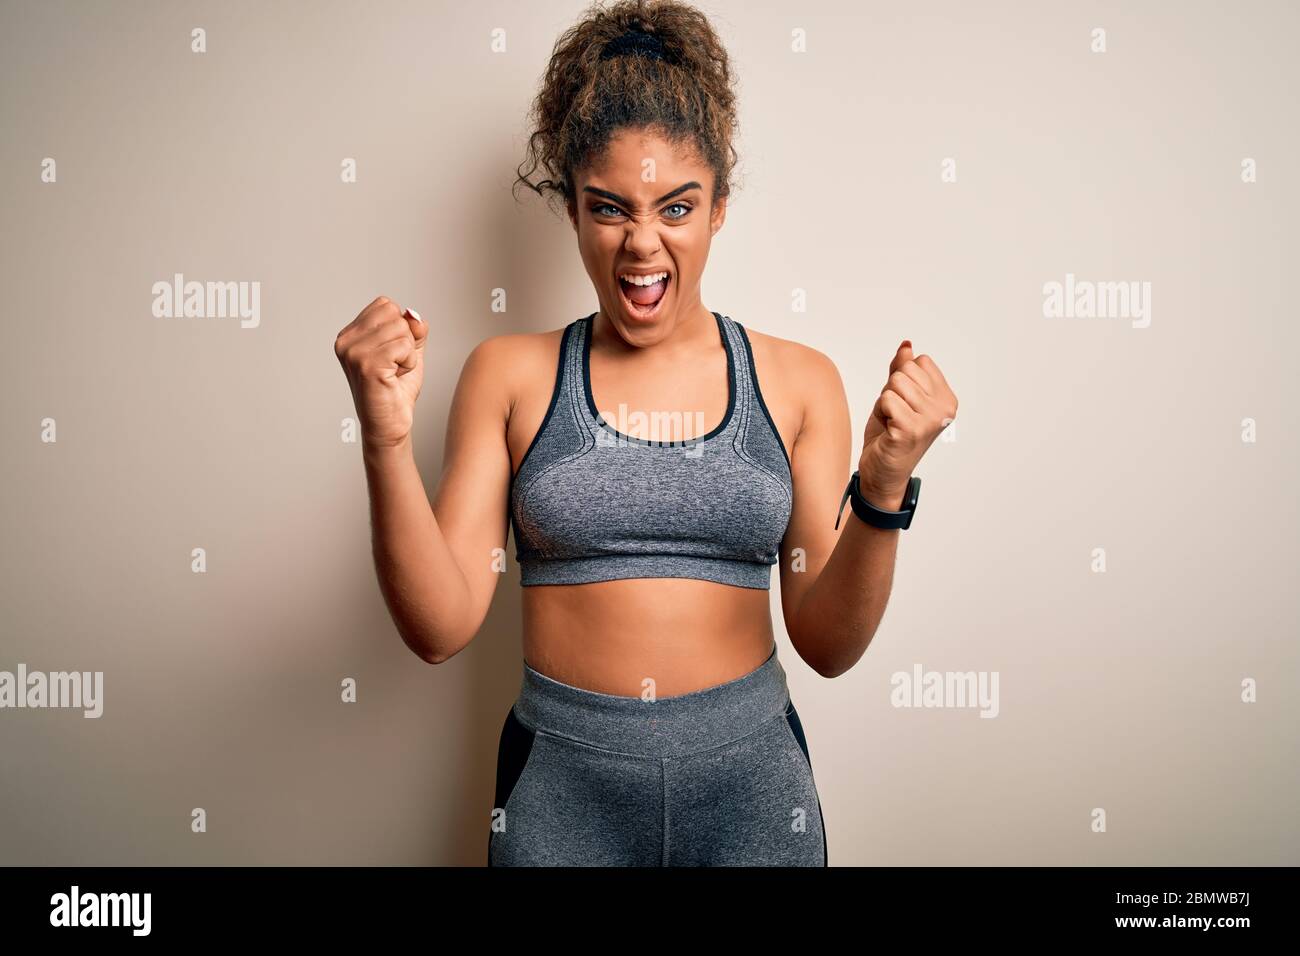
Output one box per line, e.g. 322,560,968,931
599,27,676,64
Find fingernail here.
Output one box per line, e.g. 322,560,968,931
408,308,423,324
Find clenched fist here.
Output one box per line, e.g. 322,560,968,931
858,340,958,509
333,296,428,449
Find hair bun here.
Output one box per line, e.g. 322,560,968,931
599,27,678,64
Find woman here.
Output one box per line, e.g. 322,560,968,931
333,0,957,867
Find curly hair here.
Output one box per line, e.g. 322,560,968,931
513,0,740,216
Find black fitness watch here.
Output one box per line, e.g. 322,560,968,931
834,471,921,531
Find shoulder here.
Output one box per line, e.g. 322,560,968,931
734,321,847,453
465,324,565,369
736,322,847,426
460,324,570,412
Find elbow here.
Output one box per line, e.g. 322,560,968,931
416,636,463,666
805,651,846,679
798,633,876,680
399,628,457,666
814,659,853,680
791,642,849,680
396,604,480,665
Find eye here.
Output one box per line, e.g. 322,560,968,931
593,203,624,217
664,202,692,219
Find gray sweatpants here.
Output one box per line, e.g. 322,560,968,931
488,644,827,866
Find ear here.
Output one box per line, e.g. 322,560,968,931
710,195,727,236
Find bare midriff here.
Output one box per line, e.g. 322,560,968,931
521,581,776,697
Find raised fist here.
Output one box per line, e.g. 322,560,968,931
858,340,958,508
333,296,428,449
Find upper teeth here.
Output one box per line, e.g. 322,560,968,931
620,272,668,286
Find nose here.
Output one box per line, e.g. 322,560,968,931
621,220,662,259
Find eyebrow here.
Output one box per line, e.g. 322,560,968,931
582,181,702,208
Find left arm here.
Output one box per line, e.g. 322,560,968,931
777,340,957,678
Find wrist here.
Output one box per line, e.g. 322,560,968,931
855,474,909,512
363,433,413,466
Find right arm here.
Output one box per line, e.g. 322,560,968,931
334,297,513,664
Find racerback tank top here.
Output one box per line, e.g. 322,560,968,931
509,311,793,589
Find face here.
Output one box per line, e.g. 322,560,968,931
567,127,726,343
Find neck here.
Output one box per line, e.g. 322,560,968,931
593,302,715,355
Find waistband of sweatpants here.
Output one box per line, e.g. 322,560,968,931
512,643,791,758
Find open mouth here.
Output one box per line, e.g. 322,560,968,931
617,270,671,319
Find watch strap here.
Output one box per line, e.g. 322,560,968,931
835,471,921,531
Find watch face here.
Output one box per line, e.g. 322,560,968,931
900,476,920,529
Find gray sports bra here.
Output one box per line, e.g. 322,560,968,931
509,311,793,589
